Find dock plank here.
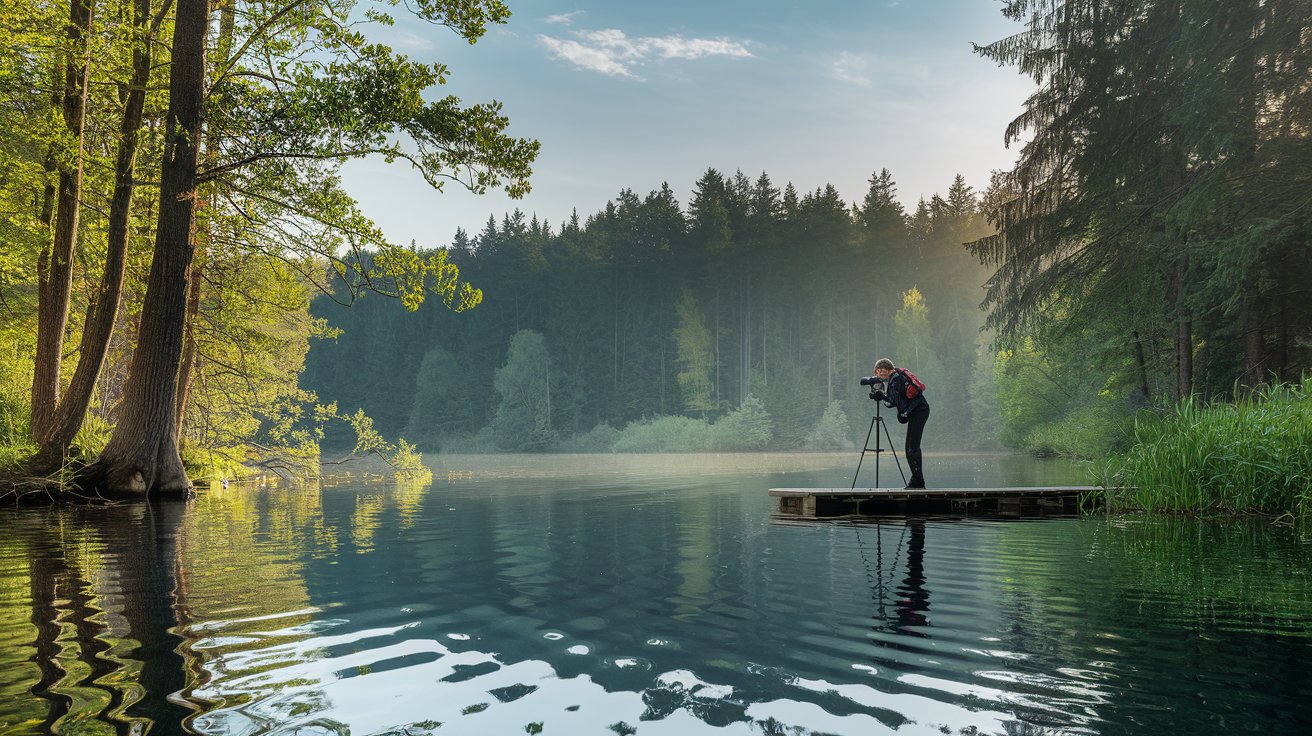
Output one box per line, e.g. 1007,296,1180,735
769,486,1103,518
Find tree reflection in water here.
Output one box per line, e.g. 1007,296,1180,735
18,502,196,735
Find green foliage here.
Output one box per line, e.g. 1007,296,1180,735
1021,397,1133,459
406,346,479,448
0,441,34,473
202,0,541,319
989,337,1135,460
70,405,113,461
489,330,554,451
611,415,714,453
993,340,1065,449
892,287,946,390
967,340,1002,448
0,315,33,451
556,423,621,453
373,247,484,313
805,401,853,451
603,397,775,453
336,407,432,482
711,395,774,451
390,439,431,482
184,253,323,460
673,289,715,413
760,364,825,448
1103,380,1312,516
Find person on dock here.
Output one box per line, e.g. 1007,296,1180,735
872,358,930,489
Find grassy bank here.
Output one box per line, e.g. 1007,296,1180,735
1102,379,1312,516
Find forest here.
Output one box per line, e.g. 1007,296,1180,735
0,0,1309,509
304,169,1003,454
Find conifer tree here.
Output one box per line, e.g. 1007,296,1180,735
673,290,715,413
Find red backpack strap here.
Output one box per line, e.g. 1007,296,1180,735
897,368,925,397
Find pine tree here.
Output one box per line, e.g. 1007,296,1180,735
489,330,554,451
673,290,715,413
970,0,1312,396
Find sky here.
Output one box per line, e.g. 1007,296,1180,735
343,0,1035,247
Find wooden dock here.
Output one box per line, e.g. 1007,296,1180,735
769,486,1104,519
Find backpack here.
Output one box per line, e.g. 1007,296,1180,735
897,368,926,400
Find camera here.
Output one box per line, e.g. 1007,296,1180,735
859,375,888,401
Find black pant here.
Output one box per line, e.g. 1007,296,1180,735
904,404,929,488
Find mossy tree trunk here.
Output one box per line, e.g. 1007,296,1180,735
31,0,93,443
83,0,208,496
34,0,154,473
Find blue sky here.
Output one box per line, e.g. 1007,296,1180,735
343,0,1034,246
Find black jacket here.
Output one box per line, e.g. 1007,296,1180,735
885,369,928,419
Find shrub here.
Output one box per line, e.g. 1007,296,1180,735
557,423,621,453
611,415,714,453
712,395,774,451
1023,397,1135,459
440,429,501,454
805,401,853,451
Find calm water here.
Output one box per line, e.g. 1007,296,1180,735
2,453,1310,735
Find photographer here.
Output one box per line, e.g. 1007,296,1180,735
872,358,929,489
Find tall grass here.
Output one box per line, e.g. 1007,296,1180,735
1103,378,1312,516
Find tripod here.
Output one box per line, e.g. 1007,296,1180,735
850,399,906,489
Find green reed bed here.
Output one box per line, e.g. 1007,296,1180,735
1103,378,1312,516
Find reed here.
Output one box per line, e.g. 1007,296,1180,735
1102,378,1312,516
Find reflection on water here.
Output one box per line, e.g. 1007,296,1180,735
1,453,1311,735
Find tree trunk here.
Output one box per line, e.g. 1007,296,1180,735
1241,291,1267,389
176,0,234,444
826,304,833,404
40,150,57,227
746,286,753,398
175,245,203,442
34,0,153,473
1176,315,1192,400
761,292,767,387
713,288,720,406
82,0,209,497
1131,329,1152,403
1273,301,1289,382
31,0,94,443
1167,259,1192,400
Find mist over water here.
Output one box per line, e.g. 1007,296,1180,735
2,453,1310,735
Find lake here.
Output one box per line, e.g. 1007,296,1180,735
2,453,1310,735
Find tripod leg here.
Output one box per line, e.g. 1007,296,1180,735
873,413,880,488
879,418,907,486
851,415,878,489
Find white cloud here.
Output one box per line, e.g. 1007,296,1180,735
642,36,753,60
538,35,635,77
538,28,752,78
544,11,584,26
832,51,873,87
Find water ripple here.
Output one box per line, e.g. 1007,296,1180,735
3,455,1312,734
